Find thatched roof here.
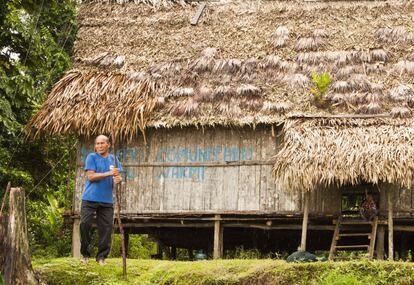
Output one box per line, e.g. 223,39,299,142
273,117,414,190
28,0,414,140
27,0,414,189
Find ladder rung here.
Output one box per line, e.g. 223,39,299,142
335,245,369,249
340,221,372,225
339,233,371,237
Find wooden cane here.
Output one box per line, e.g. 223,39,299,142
112,137,127,279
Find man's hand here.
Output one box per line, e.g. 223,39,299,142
114,175,122,184
108,167,120,177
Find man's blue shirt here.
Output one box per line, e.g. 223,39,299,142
82,152,123,204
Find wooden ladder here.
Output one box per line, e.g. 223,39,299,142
329,216,378,260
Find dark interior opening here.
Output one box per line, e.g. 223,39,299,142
340,182,380,216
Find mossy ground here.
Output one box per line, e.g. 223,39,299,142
33,258,414,285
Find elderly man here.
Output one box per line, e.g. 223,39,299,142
80,135,122,265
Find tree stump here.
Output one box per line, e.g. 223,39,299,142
3,188,37,285
0,214,8,271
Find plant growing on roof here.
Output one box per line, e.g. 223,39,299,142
310,72,332,107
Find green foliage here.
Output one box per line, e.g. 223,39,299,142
33,259,414,285
110,234,157,259
310,72,332,101
0,0,78,258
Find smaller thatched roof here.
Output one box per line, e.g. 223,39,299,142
272,117,414,191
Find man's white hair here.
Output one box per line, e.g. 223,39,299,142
95,135,110,144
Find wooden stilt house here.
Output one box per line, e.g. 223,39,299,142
28,0,414,260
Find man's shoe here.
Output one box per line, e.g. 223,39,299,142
81,257,89,264
97,259,106,266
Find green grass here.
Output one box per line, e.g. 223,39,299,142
33,258,414,285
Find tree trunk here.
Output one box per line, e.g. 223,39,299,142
0,214,8,272
4,188,37,285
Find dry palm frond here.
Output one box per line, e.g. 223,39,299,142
391,106,412,118
188,48,217,73
359,51,372,63
295,37,325,51
375,26,408,43
335,66,359,79
356,102,382,114
236,84,261,97
154,96,165,107
408,53,414,61
240,58,259,74
213,59,242,74
169,87,194,97
148,62,181,76
327,93,346,104
271,26,290,48
366,63,384,74
261,101,292,113
170,97,199,116
332,81,350,93
260,55,281,69
392,60,414,75
369,83,383,93
365,92,381,103
285,73,309,88
313,29,328,38
194,86,213,102
370,49,389,62
349,74,371,92
240,98,263,111
126,71,146,81
389,84,414,102
213,86,235,100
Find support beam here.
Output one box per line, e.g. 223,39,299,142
213,214,223,259
300,192,310,251
387,188,394,261
376,226,385,260
72,218,81,258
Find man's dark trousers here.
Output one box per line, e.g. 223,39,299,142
80,200,114,260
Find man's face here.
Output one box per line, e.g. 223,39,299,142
95,136,110,155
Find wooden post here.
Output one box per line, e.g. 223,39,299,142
213,214,223,259
188,248,194,260
171,246,177,260
72,218,81,258
4,188,37,285
124,230,129,258
300,191,310,251
387,187,394,261
112,138,127,279
376,226,385,260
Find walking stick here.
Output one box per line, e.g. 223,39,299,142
112,136,127,279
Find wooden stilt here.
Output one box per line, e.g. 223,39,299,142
213,214,223,259
171,246,177,260
387,188,394,261
188,248,194,260
376,226,385,260
72,218,81,258
300,192,309,251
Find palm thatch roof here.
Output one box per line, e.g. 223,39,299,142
273,117,414,191
27,0,414,189
28,0,414,139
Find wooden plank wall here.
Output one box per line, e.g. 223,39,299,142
73,126,342,216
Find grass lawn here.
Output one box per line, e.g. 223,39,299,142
33,258,414,285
